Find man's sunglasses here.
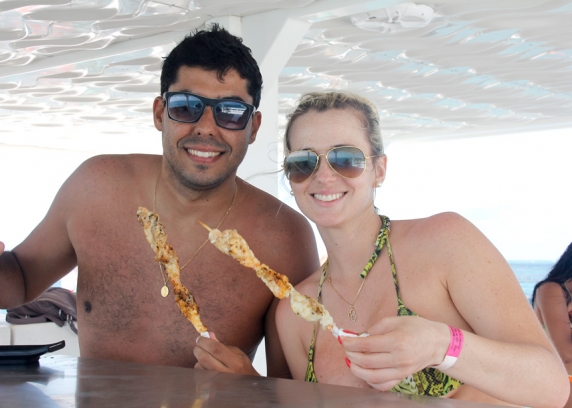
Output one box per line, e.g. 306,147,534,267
162,92,256,130
283,146,376,184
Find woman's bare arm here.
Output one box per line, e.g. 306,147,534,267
343,212,569,408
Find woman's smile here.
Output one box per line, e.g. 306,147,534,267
312,192,345,202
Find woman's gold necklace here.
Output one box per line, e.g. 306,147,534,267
327,271,367,322
325,217,387,322
153,169,237,297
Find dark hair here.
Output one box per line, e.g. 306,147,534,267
160,23,263,107
531,242,572,306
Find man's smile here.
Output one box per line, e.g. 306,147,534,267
187,149,222,158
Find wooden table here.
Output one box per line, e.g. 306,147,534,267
0,355,498,407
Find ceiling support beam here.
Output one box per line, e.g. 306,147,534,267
206,14,309,197
209,1,396,196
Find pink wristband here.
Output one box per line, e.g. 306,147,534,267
431,325,464,371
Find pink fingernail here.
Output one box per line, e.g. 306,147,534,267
343,330,358,335
338,335,342,345
345,358,351,368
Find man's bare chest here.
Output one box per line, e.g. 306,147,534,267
69,209,274,363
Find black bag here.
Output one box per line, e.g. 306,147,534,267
6,287,78,334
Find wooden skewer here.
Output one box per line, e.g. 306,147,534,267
198,221,212,231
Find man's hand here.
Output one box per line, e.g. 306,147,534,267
194,332,260,376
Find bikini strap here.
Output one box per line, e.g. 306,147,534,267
385,226,410,315
361,215,391,278
307,216,391,380
317,215,390,304
306,261,330,381
320,215,390,284
317,260,329,302
313,263,330,342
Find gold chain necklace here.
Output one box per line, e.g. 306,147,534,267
327,271,367,322
325,216,387,322
153,169,238,297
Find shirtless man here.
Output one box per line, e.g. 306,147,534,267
0,24,319,378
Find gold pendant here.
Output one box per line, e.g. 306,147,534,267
348,307,357,322
161,285,169,297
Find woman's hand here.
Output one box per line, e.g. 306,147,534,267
340,316,450,391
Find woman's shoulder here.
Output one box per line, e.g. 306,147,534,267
389,212,506,282
536,281,566,298
277,265,324,324
390,212,477,249
391,212,471,232
293,264,326,296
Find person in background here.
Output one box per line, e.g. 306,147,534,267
533,242,572,407
275,91,569,407
0,24,319,377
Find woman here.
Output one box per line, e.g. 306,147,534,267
275,91,568,407
533,243,572,407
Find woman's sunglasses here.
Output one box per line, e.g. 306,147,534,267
162,92,256,130
284,146,376,184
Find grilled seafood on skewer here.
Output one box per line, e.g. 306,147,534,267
137,207,208,334
201,222,337,334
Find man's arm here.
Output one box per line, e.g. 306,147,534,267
264,213,319,378
264,297,291,378
0,247,27,307
0,161,84,309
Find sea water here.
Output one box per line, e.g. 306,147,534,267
509,260,554,302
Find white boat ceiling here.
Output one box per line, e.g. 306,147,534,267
1,0,571,149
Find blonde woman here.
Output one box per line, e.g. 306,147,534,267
276,91,568,406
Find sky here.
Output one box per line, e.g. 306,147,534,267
377,129,572,261
1,127,571,276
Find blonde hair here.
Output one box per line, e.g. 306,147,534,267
283,91,383,156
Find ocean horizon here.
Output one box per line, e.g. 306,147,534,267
508,260,554,302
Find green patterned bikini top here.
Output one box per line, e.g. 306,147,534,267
304,215,462,397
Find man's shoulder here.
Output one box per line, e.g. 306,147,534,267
234,181,319,284
56,154,161,207
73,154,160,184
79,153,159,172
239,182,308,230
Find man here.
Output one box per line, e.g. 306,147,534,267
0,24,319,378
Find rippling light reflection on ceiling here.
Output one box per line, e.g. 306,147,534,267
0,0,571,148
